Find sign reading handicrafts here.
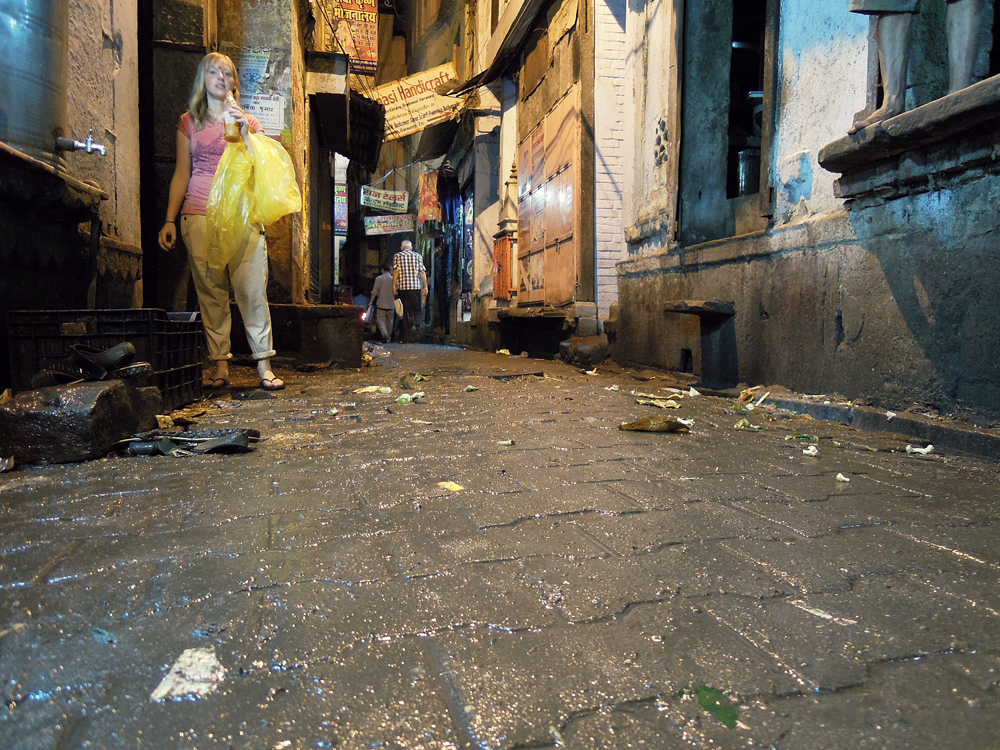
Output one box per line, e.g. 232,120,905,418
364,214,415,236
361,186,409,213
371,63,461,141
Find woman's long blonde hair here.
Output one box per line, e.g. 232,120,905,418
188,52,241,130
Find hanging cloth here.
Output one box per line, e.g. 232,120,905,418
418,170,442,225
437,166,461,224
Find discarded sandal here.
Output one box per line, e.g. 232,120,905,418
110,362,153,381
71,342,136,379
260,377,285,391
128,437,185,457
191,432,252,454
117,428,259,456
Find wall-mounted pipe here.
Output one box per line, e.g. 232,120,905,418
56,129,107,157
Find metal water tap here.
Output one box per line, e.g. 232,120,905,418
56,129,107,156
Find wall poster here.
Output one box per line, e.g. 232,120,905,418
312,0,378,75
228,47,291,138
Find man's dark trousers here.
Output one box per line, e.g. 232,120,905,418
399,289,422,343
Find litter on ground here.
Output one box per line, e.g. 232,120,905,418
396,391,425,403
637,398,681,409
150,646,226,702
619,415,693,433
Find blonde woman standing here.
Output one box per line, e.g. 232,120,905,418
158,52,284,391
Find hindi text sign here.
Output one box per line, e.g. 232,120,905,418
364,214,415,236
313,0,378,75
334,185,348,236
361,186,409,213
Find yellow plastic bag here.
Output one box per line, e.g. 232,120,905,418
205,143,254,269
250,131,302,226
205,132,302,269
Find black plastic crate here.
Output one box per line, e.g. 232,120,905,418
157,363,204,412
7,309,204,410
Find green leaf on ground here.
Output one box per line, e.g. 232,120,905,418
690,685,738,729
785,433,819,442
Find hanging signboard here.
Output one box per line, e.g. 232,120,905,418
313,0,378,75
364,214,415,236
361,185,409,213
334,184,348,235
371,63,461,141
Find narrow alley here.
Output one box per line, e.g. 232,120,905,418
2,345,998,749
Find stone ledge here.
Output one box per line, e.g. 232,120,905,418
229,303,365,368
818,74,1000,204
663,300,735,317
764,391,1000,462
0,140,108,206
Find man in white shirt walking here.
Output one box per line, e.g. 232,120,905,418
370,263,396,342
392,239,428,343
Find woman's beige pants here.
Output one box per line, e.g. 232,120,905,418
180,215,276,362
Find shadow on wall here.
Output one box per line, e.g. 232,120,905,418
847,184,1000,417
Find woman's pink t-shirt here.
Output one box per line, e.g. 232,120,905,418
178,111,264,216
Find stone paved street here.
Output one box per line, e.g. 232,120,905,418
2,344,999,749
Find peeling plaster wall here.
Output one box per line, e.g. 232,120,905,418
66,0,141,248
618,2,1000,422
622,0,681,242
772,1,868,224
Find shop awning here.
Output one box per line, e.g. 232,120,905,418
413,118,461,162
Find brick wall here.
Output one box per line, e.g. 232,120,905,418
594,0,627,317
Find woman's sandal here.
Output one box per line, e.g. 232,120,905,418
204,377,229,390
260,376,285,391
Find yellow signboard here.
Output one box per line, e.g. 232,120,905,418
372,63,462,141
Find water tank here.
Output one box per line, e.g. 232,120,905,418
0,0,69,165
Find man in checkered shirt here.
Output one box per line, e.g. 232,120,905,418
392,239,428,343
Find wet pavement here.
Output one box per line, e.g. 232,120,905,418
2,343,999,749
